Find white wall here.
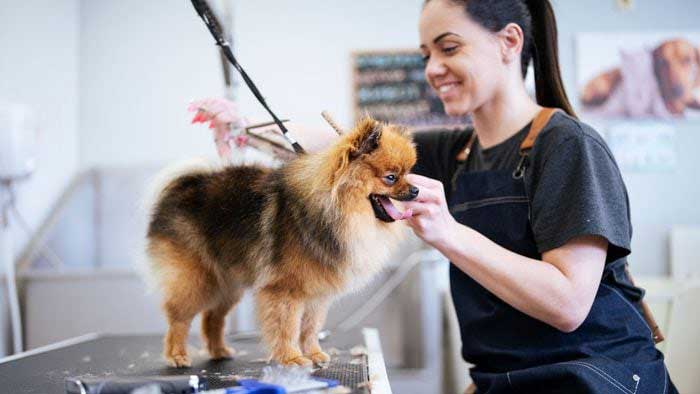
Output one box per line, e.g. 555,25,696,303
79,0,231,167
233,0,425,134
0,0,80,356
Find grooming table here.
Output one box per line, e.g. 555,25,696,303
0,328,391,394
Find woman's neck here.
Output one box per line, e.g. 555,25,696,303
471,82,541,149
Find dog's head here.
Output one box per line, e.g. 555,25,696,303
329,117,418,222
652,38,700,114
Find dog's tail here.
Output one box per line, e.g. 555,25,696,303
133,157,220,293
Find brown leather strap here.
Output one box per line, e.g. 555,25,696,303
519,107,561,152
457,107,559,162
624,265,665,344
456,132,477,162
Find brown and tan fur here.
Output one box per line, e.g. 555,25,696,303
145,117,417,367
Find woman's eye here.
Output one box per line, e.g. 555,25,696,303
384,175,397,185
421,54,430,63
443,46,458,54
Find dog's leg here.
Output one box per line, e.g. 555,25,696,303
155,244,212,368
201,287,243,360
300,297,331,364
257,288,311,366
163,298,200,368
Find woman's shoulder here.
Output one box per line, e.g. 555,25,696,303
533,111,616,165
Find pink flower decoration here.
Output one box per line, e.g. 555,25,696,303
188,98,248,160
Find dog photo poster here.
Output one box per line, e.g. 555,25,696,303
576,32,700,120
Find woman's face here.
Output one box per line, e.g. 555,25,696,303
419,0,505,116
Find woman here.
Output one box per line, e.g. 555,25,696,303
403,0,677,393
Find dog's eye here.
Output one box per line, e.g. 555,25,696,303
384,174,397,185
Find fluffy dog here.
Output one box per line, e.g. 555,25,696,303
145,117,417,367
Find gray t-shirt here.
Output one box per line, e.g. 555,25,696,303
412,111,632,263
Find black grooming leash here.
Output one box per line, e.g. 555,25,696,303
190,0,305,154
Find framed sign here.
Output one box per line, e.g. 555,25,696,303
352,50,470,131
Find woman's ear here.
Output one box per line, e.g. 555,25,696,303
498,22,525,64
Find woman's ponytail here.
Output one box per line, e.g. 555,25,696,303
524,0,576,117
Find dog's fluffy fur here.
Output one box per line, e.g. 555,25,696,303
145,117,417,367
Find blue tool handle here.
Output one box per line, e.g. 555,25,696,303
221,380,285,394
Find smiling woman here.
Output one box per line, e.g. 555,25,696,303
407,0,679,393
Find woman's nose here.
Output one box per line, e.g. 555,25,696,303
425,57,447,80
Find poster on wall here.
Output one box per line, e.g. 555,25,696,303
352,50,471,130
576,32,700,120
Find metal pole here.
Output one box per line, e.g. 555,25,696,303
1,181,23,354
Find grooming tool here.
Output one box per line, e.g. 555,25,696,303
200,365,338,394
65,366,338,394
243,119,298,161
321,111,345,135
190,0,305,154
65,375,205,394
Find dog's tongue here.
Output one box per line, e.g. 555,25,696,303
378,196,413,220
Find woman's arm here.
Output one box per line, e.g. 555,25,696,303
403,174,606,332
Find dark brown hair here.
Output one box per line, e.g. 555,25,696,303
426,0,576,117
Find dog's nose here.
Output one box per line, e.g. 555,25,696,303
409,185,419,199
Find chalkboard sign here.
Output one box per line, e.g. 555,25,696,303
352,50,471,130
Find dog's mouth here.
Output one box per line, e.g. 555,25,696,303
369,194,412,222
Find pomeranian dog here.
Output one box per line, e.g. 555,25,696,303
145,117,417,367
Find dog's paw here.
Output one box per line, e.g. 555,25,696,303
208,345,235,360
166,353,192,368
282,355,313,367
308,351,331,364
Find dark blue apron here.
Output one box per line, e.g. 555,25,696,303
447,116,677,393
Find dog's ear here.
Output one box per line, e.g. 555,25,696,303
349,117,382,159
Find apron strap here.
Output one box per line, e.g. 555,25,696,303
512,107,561,178
456,107,561,162
519,107,561,153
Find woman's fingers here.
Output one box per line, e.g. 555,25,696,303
406,173,444,189
412,186,442,204
404,174,444,204
401,200,434,217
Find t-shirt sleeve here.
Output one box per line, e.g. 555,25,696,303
527,132,632,263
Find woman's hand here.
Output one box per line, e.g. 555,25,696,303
401,173,459,247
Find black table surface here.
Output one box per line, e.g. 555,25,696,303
0,332,371,394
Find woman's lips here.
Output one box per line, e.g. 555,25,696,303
436,82,461,99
